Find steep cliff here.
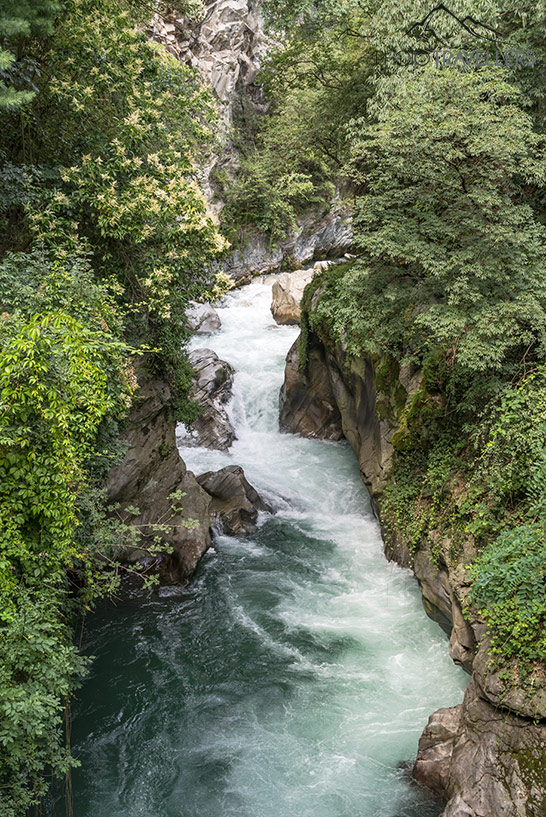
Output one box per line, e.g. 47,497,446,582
280,317,546,817
107,374,213,584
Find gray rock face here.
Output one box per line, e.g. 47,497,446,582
151,1,268,134
222,201,353,282
413,705,462,798
414,679,546,817
271,268,315,325
472,639,546,720
150,0,269,211
197,465,272,535
189,348,236,450
107,376,212,584
280,333,394,494
279,338,344,441
186,301,221,334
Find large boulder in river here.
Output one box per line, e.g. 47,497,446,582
271,268,315,325
197,466,272,536
189,348,236,450
186,301,221,334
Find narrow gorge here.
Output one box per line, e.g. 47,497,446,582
56,279,467,817
2,1,546,816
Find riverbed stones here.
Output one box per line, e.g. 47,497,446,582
197,465,272,535
189,348,236,450
271,267,315,325
186,301,222,334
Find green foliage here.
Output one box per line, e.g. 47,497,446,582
336,68,546,374
471,453,546,663
0,0,63,109
0,588,87,816
0,0,223,810
221,11,372,241
0,251,133,813
1,0,224,394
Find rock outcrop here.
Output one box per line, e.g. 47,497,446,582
279,319,546,817
279,338,344,440
151,0,267,134
222,202,353,282
197,465,272,535
414,679,546,817
151,4,353,279
107,369,271,580
280,334,396,495
107,375,212,584
189,348,236,450
186,301,222,334
271,267,315,325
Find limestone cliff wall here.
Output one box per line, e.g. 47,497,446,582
280,325,546,817
150,2,353,279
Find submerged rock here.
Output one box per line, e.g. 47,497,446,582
271,268,315,325
189,348,236,450
186,301,222,334
197,465,272,535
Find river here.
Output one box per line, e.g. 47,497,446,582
55,278,467,817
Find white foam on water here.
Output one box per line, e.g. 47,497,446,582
69,277,467,817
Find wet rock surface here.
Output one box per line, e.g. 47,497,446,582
189,348,236,450
414,679,546,817
280,333,394,494
186,301,222,334
279,338,344,440
197,465,272,535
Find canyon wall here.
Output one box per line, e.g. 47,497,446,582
280,323,546,817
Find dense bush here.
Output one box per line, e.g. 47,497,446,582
0,1,222,811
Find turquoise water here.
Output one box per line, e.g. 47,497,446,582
53,280,467,817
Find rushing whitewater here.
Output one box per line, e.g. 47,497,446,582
62,279,467,817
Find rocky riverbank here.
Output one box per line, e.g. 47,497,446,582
279,294,546,817
107,356,268,584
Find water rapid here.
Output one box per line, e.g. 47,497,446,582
60,279,467,817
